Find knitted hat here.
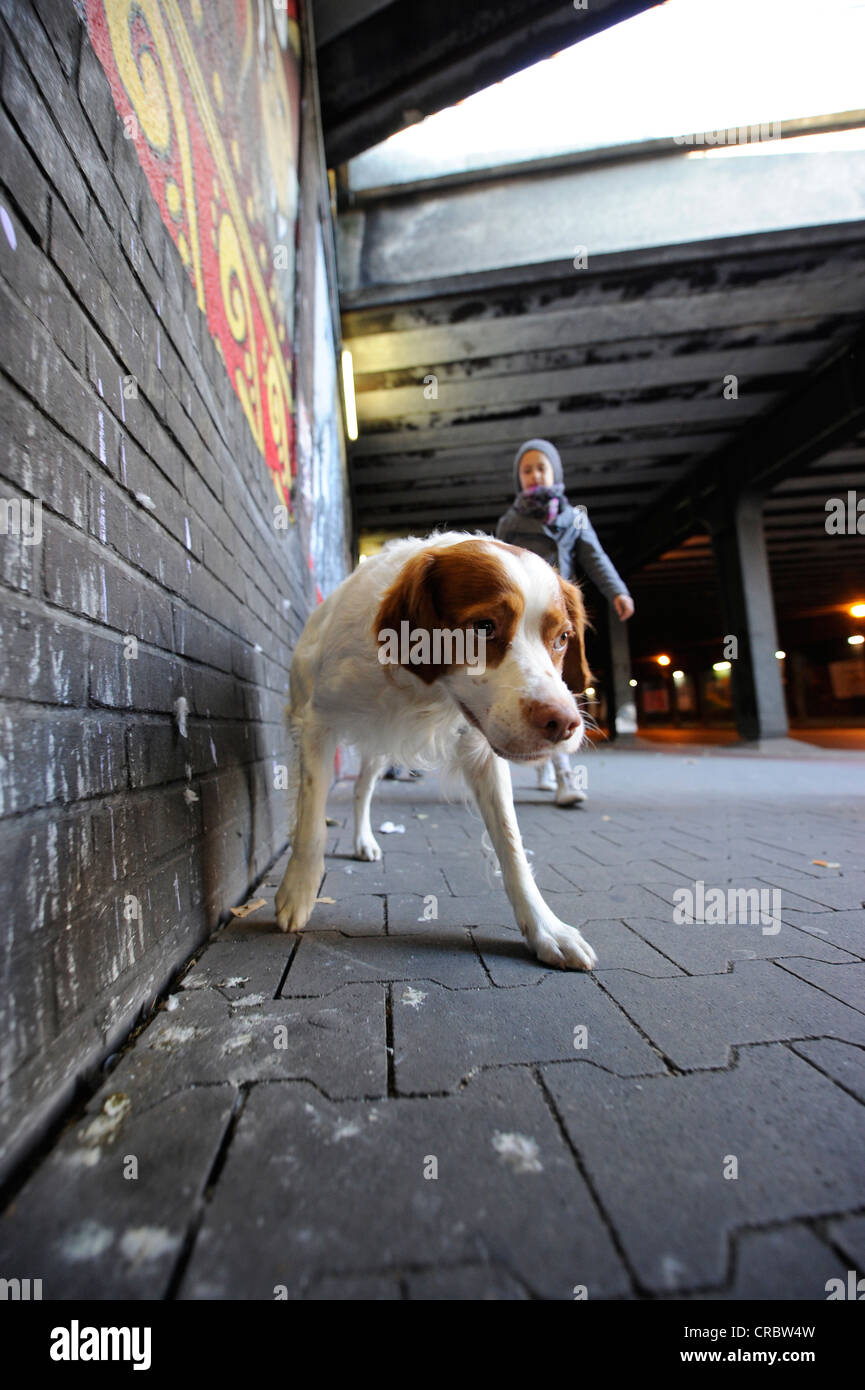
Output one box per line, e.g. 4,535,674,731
513,438,563,492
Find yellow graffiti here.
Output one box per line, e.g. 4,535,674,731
218,210,263,455
163,0,294,423
104,0,205,310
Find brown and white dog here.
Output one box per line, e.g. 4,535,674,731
275,532,597,969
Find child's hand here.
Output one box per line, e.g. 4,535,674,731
613,594,634,621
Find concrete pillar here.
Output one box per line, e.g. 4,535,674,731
604,604,638,739
710,491,788,740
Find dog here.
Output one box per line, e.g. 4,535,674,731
274,532,597,970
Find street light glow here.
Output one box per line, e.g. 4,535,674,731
657,654,671,666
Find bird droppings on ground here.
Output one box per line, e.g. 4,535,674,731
77,1093,132,1150
332,1119,362,1142
58,1221,114,1262
401,986,427,1009
491,1131,543,1174
119,1227,178,1264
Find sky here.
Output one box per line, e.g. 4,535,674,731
349,0,865,188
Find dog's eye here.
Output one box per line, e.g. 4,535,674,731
473,619,496,637
552,631,570,652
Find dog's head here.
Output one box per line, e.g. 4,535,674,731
373,538,593,762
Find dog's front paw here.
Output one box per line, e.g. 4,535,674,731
353,832,382,862
525,917,597,971
274,860,321,933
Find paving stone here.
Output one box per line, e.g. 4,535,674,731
598,960,865,1069
531,861,615,894
541,886,678,921
303,895,387,936
303,1273,403,1300
779,960,865,1013
6,750,863,1300
790,1039,865,1105
777,910,865,957
686,1228,856,1301
177,1069,630,1300
219,879,387,935
392,976,664,1093
180,932,293,999
646,878,835,916
543,1044,865,1293
686,1225,853,1301
441,860,507,896
386,891,504,934
318,851,453,900
827,1214,865,1273
319,859,389,897
656,857,821,883
379,851,452,896
556,859,669,887
473,918,683,985
619,915,856,976
108,984,386,1101
281,930,488,996
754,871,865,911
406,1265,529,1299
0,1084,234,1298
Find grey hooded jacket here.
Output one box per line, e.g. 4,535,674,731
495,438,631,603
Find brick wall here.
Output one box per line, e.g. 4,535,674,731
0,0,347,1183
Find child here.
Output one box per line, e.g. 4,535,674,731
496,438,634,806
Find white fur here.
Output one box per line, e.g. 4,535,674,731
275,533,597,970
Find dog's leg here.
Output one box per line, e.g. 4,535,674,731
353,753,387,861
462,741,597,970
275,717,337,933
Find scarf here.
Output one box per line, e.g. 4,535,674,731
513,483,568,526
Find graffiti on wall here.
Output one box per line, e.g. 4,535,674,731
86,0,302,509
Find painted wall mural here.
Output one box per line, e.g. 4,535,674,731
86,0,302,509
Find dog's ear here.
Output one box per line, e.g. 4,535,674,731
559,577,594,695
373,550,444,684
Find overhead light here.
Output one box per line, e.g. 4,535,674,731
628,678,638,688
849,634,865,646
341,349,358,441
672,669,684,680
656,654,671,666
775,650,786,660
850,603,865,619
713,660,732,672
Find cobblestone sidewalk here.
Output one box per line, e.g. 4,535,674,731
2,744,864,1300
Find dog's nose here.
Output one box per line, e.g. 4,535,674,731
527,699,580,744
